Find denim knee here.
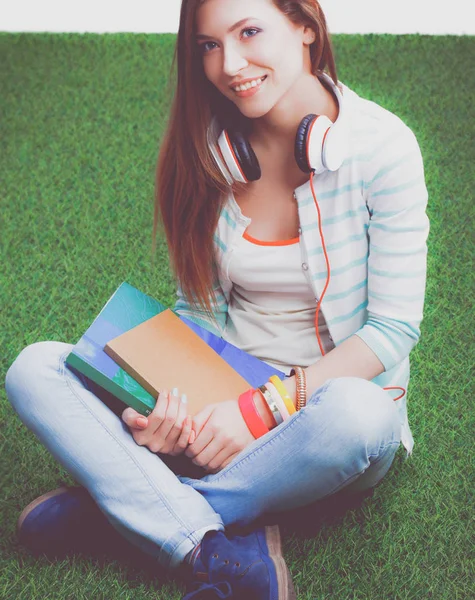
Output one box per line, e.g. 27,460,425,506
306,376,401,451
5,341,70,418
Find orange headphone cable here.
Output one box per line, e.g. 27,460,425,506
307,171,406,401
309,170,331,356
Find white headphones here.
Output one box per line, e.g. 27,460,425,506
207,72,350,185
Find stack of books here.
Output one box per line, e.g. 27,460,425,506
65,281,285,417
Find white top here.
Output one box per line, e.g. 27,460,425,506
222,230,334,374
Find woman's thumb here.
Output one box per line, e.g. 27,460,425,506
122,407,148,429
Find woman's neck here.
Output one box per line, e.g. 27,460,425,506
248,73,339,155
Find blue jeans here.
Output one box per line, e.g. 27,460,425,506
5,341,401,572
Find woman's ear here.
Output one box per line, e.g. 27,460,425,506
303,26,316,45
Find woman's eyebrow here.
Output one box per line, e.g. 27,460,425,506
196,17,256,40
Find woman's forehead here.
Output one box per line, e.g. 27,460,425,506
195,0,280,33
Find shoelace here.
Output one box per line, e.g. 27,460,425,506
182,580,233,599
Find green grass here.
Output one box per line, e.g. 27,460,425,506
1,32,473,599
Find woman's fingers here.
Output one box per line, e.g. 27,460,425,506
207,448,240,473
155,389,192,454
146,389,169,435
164,390,187,452
171,414,193,455
123,388,195,455
131,390,172,451
122,406,147,430
154,388,180,440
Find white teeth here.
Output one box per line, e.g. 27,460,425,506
233,76,265,92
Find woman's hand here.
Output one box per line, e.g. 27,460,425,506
122,389,194,456
184,399,256,474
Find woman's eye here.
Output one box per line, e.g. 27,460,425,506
199,27,261,54
242,27,260,39
200,41,217,54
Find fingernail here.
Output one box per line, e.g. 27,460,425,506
172,387,179,396
137,417,148,428
181,393,187,404
189,431,196,444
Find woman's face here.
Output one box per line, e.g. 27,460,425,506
195,0,315,119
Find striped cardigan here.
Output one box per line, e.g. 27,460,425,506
174,76,430,456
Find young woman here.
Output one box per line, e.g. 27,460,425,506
6,0,430,598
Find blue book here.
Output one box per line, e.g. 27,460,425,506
65,281,285,416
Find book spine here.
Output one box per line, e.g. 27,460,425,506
65,352,154,416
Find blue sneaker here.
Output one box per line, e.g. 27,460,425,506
183,525,296,599
17,485,127,558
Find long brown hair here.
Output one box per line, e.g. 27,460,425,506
152,0,339,322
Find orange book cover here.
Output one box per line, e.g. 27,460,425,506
104,309,252,416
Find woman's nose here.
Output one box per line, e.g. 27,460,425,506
222,44,248,76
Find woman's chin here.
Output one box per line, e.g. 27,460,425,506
233,100,273,120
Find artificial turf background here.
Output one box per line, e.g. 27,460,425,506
1,32,473,599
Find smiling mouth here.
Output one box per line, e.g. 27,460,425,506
231,75,267,93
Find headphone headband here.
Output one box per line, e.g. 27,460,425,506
319,72,349,171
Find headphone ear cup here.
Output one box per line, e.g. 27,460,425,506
295,113,333,175
227,130,261,182
294,114,316,173
216,129,261,183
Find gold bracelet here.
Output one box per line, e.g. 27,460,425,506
289,366,307,411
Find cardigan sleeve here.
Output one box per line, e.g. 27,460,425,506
354,125,430,371
173,275,230,338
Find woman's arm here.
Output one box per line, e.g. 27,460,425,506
253,335,384,423
354,124,430,372
283,334,384,408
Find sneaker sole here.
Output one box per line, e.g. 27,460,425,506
17,486,70,533
265,525,296,600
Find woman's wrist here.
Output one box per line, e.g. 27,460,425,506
251,374,298,429
240,373,301,437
